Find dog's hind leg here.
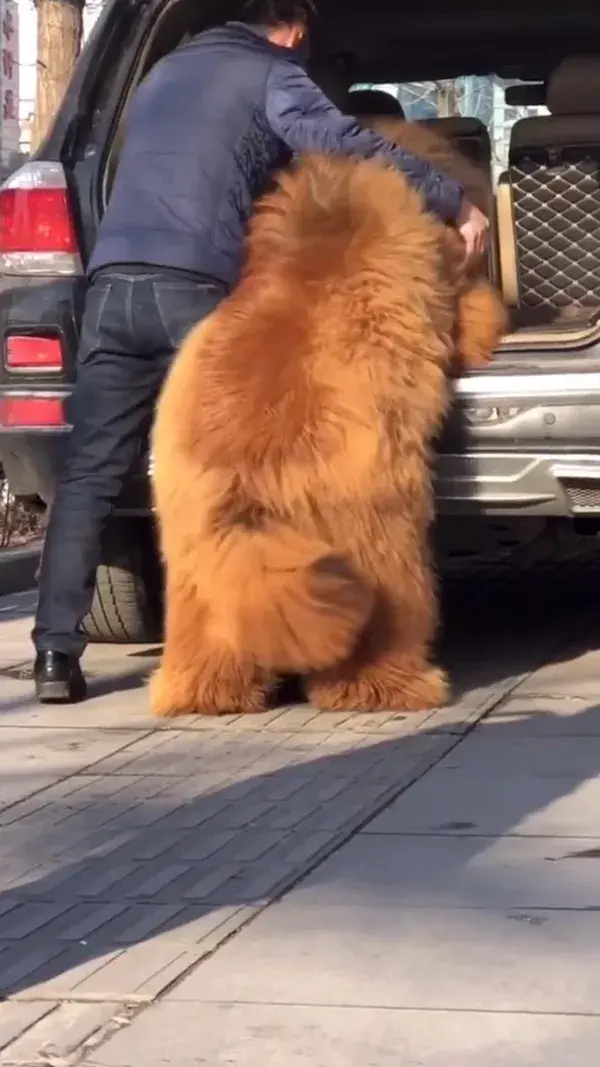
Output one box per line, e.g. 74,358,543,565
305,516,448,712
149,573,270,718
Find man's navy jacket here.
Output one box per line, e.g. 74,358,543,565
89,21,464,286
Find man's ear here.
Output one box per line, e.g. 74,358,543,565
291,24,308,49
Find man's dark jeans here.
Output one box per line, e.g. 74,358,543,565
32,270,227,657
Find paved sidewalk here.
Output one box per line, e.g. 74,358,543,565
1,580,600,1064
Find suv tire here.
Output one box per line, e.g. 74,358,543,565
82,517,163,644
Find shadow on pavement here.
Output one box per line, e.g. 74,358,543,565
1,563,600,998
1,698,600,999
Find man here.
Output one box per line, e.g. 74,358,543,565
32,0,489,703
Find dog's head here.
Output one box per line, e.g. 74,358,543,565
243,152,437,285
368,117,493,219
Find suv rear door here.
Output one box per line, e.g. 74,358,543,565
0,0,163,496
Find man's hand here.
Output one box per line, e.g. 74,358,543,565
457,198,490,264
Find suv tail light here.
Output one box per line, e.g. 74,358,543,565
0,395,65,428
0,161,81,276
5,336,63,371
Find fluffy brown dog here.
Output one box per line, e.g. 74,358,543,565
150,151,506,718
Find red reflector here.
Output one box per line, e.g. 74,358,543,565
0,188,77,254
0,396,65,428
5,336,63,370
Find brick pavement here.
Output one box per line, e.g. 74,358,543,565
0,578,595,1064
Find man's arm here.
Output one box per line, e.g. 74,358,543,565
265,60,464,223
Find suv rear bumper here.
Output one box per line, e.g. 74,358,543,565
432,369,600,516
5,369,600,518
436,452,600,515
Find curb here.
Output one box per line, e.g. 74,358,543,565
0,540,41,597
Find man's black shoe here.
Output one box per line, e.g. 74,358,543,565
34,651,87,704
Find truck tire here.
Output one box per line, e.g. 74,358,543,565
82,517,163,644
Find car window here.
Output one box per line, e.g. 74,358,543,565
351,78,549,182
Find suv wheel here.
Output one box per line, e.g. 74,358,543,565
82,517,163,644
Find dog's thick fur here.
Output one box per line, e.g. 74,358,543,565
150,149,507,717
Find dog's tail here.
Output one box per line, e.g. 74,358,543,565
209,524,374,673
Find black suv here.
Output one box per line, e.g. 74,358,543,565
2,0,600,642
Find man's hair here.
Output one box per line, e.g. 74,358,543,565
239,0,318,28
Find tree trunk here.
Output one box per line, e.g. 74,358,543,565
31,0,84,152
435,82,459,118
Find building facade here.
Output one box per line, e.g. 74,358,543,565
0,0,19,176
